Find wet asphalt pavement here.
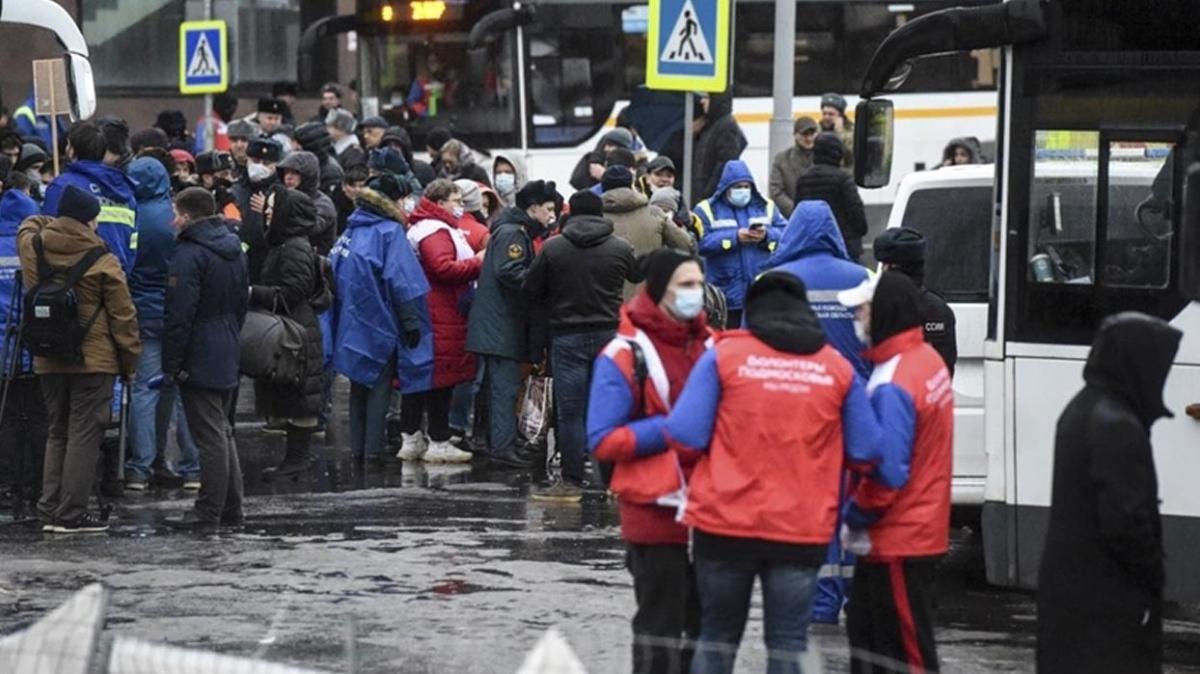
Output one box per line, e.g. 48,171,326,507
2,382,1200,673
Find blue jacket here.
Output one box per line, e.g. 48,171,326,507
164,216,249,391
0,189,38,376
127,158,176,338
11,94,68,151
693,160,786,310
330,201,431,389
767,200,870,377
42,160,138,272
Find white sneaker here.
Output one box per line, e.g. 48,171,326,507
395,432,429,461
423,440,473,464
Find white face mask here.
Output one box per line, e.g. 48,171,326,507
495,172,516,195
854,318,871,347
728,187,752,208
671,287,705,320
247,161,273,183
403,196,417,214
452,206,465,219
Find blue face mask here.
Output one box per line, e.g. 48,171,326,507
671,287,705,320
495,172,516,195
728,187,752,208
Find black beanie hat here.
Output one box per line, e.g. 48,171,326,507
640,248,699,303
601,165,634,193
367,174,412,202
247,138,283,163
57,184,101,224
873,227,926,264
567,190,604,217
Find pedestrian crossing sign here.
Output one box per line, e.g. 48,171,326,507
646,0,729,92
179,20,228,94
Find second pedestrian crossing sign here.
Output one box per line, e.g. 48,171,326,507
179,20,228,94
646,0,729,92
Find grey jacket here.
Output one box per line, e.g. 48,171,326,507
769,144,814,217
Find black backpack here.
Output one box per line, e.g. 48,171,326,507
596,339,649,488
22,235,107,364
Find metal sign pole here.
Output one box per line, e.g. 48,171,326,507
682,91,694,206
203,0,214,152
768,0,796,169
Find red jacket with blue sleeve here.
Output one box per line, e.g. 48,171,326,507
666,331,883,545
844,327,954,558
587,295,712,545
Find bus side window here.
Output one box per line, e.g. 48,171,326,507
1028,130,1099,285
1102,141,1174,288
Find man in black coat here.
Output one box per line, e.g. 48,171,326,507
231,138,283,283
873,227,957,375
794,132,869,263
523,191,640,498
164,188,249,532
466,180,559,469
692,92,745,203
1037,312,1182,674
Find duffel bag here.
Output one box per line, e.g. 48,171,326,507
238,310,307,385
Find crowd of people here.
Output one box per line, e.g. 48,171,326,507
0,81,1168,674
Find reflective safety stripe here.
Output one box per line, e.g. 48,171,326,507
99,205,136,227
806,290,844,303
765,201,775,220
695,200,714,226
819,563,857,579
13,105,36,125
129,232,139,251
241,241,250,253
0,256,21,268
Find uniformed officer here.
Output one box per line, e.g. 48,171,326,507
873,227,958,375
465,179,560,469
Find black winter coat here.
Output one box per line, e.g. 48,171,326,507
918,286,957,376
231,173,280,284
465,207,542,360
793,134,868,244
693,93,746,202
163,216,249,391
248,189,325,419
523,213,638,334
1037,313,1183,674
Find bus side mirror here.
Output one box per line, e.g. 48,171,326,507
854,98,894,188
1180,161,1200,300
64,52,95,121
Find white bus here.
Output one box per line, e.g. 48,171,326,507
300,0,999,222
0,0,96,121
855,0,1200,602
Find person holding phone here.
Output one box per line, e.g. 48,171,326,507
693,160,786,327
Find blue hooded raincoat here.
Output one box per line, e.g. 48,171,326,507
0,189,39,374
330,200,432,391
42,159,139,272
693,160,786,310
127,158,177,338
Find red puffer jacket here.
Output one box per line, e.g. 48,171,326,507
409,198,482,389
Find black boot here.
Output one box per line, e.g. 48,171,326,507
262,429,312,480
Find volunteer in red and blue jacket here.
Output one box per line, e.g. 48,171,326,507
0,179,46,511
767,199,872,622
693,159,786,327
331,177,431,463
587,248,711,673
837,271,953,674
42,120,139,273
665,271,883,674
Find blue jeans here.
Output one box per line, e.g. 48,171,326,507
550,329,615,483
482,355,520,455
691,555,819,674
349,360,394,459
449,365,484,433
126,338,199,480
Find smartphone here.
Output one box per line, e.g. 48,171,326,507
749,222,765,231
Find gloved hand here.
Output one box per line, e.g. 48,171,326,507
840,524,872,557
404,329,421,349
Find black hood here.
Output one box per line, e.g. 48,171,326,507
814,132,845,167
704,92,733,122
561,214,613,248
269,187,316,244
180,216,242,261
744,272,826,354
870,271,923,345
494,206,546,239
277,151,321,196
1084,312,1183,428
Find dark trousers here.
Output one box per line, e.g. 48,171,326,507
349,361,393,459
481,355,520,455
691,554,820,674
549,329,614,482
181,386,243,523
0,377,47,504
400,387,454,442
847,558,940,674
38,373,114,523
627,543,701,674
